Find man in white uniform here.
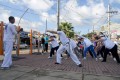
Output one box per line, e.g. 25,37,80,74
47,30,82,67
1,16,18,70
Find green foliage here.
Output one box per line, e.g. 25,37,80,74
59,22,75,38
82,32,96,39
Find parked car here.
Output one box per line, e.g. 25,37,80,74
20,43,28,49
13,43,28,49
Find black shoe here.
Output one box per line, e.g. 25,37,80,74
117,61,120,64
0,67,10,70
78,64,82,67
55,62,60,64
102,60,106,62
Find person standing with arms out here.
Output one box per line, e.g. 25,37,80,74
1,16,20,70
47,30,82,67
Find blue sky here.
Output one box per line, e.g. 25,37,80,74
0,0,120,35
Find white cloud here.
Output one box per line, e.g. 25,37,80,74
0,7,10,23
0,7,43,33
5,0,119,34
60,0,106,28
22,0,54,12
8,0,56,32
9,0,18,3
110,0,120,4
15,17,43,32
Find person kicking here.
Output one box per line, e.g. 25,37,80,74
47,30,82,67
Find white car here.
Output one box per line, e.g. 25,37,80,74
20,43,28,49
13,43,28,49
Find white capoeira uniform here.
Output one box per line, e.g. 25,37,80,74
56,31,81,65
70,39,77,49
1,23,17,68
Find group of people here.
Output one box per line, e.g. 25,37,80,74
41,34,49,53
1,16,120,70
46,29,120,67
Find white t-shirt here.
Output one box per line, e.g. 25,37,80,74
51,38,59,48
101,37,115,49
83,38,92,47
70,39,77,49
57,31,69,45
114,41,118,45
3,23,17,42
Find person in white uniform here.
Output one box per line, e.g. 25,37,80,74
1,16,19,70
95,35,120,63
48,34,59,58
47,30,82,67
70,39,80,58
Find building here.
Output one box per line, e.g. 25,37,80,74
94,23,120,39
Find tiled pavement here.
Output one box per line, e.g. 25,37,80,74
6,53,120,77
0,65,120,80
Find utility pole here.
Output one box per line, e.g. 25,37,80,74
107,4,118,39
57,0,60,30
45,19,47,34
93,25,94,33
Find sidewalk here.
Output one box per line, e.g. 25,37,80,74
0,65,120,80
0,53,120,80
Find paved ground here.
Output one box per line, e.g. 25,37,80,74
0,52,120,80
0,65,120,80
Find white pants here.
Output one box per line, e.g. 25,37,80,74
1,41,13,67
56,43,81,65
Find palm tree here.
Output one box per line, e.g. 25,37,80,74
59,22,75,38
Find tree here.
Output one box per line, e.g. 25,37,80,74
59,22,75,38
82,32,96,39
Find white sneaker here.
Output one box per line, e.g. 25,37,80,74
99,57,103,60
113,58,116,61
83,57,86,60
95,58,98,61
48,56,52,59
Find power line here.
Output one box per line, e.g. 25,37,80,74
0,3,45,17
0,3,58,23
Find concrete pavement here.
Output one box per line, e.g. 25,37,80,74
0,51,120,80
0,65,120,80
